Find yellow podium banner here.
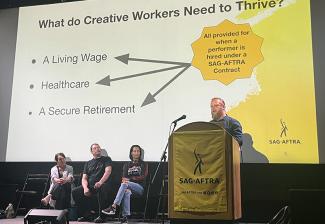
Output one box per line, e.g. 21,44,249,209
173,130,227,212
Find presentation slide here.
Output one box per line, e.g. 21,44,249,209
6,0,318,162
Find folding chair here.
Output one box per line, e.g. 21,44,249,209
15,173,50,216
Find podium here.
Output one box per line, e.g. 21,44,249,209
168,122,241,220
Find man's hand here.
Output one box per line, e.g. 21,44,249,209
83,187,91,197
94,181,103,189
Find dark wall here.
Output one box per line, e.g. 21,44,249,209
241,164,325,222
0,161,167,219
311,0,325,162
1,162,325,222
0,8,18,161
0,0,82,9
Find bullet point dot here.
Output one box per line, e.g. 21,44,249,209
29,112,32,115
29,84,34,89
32,59,36,64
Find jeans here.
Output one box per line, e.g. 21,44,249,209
113,181,144,216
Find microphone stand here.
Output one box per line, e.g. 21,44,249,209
151,121,177,184
151,121,178,223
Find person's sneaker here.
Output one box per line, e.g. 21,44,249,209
93,216,104,223
101,205,116,215
120,216,128,223
77,216,92,222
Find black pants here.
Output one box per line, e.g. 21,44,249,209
72,182,113,218
50,183,71,209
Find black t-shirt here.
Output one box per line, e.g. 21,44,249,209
83,156,112,187
122,160,148,187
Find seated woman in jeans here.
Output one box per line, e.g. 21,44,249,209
41,152,74,209
102,145,148,223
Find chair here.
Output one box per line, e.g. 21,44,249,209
15,173,50,216
156,174,168,221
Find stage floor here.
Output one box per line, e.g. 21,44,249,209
0,217,265,224
1,217,164,224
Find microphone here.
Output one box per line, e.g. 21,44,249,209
172,115,186,124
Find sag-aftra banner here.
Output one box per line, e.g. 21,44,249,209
173,130,227,212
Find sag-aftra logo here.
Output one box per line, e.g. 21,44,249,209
269,119,302,145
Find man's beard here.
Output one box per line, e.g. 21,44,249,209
211,112,219,120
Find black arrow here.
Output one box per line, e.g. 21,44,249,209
96,64,190,86
115,54,190,66
141,64,191,107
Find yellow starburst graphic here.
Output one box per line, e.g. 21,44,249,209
192,19,264,85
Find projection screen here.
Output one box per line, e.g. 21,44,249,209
5,0,319,163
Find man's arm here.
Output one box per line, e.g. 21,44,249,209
94,165,112,189
82,173,91,196
231,119,243,146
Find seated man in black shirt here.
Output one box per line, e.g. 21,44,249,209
72,143,113,223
